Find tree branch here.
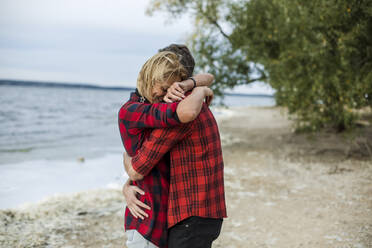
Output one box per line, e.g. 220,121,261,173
196,4,231,41
237,76,267,85
205,15,231,40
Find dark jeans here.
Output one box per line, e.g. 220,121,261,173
168,216,223,248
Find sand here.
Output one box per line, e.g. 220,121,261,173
1,106,371,248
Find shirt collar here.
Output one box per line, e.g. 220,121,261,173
130,88,150,103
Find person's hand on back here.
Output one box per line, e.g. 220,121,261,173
122,181,151,220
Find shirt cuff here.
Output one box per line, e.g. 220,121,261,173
166,102,181,124
131,154,151,176
173,109,180,123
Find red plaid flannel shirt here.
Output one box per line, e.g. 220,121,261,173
131,103,227,228
118,89,180,248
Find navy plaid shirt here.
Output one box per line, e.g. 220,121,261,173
118,89,181,247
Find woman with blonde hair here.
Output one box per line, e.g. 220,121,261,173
119,48,214,248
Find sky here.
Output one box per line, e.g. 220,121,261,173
0,0,274,95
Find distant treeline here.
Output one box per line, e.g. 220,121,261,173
0,79,134,91
0,79,272,98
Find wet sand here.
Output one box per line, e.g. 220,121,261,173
1,106,371,248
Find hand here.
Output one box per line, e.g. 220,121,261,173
203,87,214,106
122,182,151,220
164,82,185,103
178,78,195,92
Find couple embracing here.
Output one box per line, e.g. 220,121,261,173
118,44,227,248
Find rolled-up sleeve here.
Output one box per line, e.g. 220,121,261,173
124,102,181,129
132,123,192,176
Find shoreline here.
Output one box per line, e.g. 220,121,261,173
1,106,371,247
0,153,127,209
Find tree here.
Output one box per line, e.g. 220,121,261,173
147,0,372,131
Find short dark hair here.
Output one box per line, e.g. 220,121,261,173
159,44,195,77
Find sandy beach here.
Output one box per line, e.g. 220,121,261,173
1,106,371,248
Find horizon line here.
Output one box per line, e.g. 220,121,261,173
0,79,274,98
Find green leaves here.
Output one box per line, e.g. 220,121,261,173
147,0,372,131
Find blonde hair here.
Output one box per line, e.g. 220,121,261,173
137,51,188,103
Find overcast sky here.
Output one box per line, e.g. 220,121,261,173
0,0,274,94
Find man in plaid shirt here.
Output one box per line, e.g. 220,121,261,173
125,89,227,247
120,45,215,248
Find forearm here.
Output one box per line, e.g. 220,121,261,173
127,165,143,181
128,166,143,181
176,87,207,123
193,73,214,87
125,178,131,186
123,178,131,190
181,73,214,90
124,152,144,181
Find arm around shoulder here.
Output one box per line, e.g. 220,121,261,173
177,86,213,123
164,73,214,123
179,73,214,91
193,73,214,87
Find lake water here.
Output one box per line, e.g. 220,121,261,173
0,84,274,208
